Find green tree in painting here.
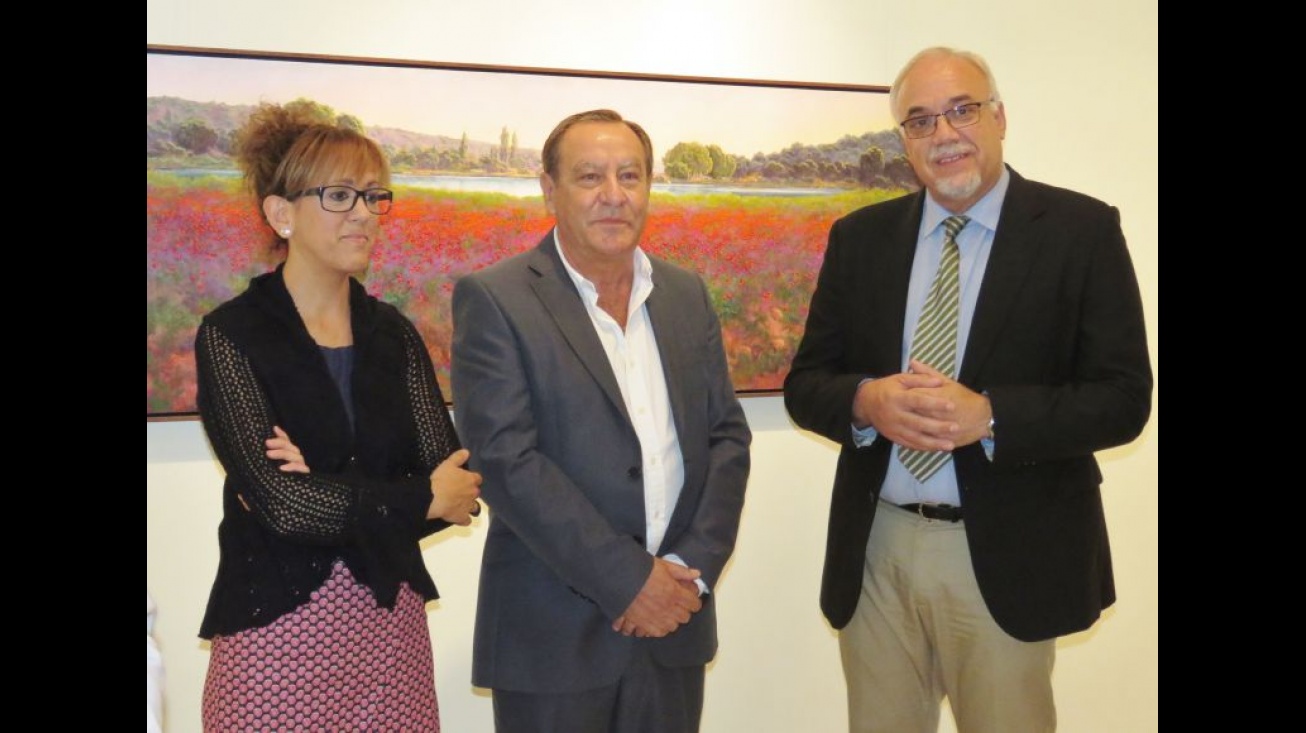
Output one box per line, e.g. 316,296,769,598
859,147,885,186
175,119,219,153
664,160,691,180
706,144,736,179
284,98,337,124
414,147,439,170
337,114,365,133
459,132,469,163
885,154,918,189
732,154,751,179
663,142,712,180
390,147,415,168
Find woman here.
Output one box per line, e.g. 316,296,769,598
194,103,481,732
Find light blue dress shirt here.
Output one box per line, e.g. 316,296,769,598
853,167,1010,506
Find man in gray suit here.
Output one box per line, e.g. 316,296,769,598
451,109,752,733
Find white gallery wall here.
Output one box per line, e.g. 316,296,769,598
146,2,1158,731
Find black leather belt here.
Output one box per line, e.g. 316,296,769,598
897,502,963,522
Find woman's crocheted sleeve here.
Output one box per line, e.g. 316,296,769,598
195,321,359,542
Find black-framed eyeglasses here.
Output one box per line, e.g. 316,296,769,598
898,100,996,139
288,185,394,215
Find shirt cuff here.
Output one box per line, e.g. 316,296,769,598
852,423,879,447
663,553,708,596
980,389,994,461
851,377,878,447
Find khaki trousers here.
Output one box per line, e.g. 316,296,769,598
839,500,1056,733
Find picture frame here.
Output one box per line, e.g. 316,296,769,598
147,44,914,419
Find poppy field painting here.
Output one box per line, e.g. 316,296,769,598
147,46,915,417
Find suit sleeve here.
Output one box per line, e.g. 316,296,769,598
783,217,874,445
661,277,752,590
987,206,1153,463
450,274,653,620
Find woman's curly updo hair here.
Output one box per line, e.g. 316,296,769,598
233,102,390,248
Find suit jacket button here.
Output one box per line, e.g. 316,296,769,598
628,466,642,479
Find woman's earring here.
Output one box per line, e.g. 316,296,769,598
281,228,292,238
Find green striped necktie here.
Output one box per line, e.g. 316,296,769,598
900,215,969,483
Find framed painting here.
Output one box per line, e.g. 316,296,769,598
147,45,915,418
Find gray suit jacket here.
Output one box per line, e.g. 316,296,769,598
451,233,751,693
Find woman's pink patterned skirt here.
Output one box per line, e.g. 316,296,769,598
202,561,440,732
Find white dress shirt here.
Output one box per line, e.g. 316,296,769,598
554,233,686,557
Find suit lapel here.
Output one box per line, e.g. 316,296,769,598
526,235,632,423
960,169,1044,383
876,193,926,374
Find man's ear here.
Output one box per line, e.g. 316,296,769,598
539,173,557,215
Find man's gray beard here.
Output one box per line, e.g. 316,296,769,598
933,168,981,203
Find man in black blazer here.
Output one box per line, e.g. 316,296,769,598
452,110,751,732
783,47,1152,733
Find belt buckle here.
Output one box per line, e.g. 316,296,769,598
917,502,957,522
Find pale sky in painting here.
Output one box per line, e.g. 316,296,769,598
147,53,897,158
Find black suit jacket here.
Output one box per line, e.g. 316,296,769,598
783,167,1152,641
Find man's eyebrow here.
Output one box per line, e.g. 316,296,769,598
903,94,979,117
569,159,643,172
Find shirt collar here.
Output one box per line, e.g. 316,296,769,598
551,229,654,305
